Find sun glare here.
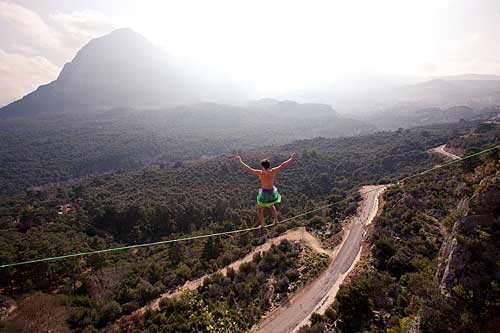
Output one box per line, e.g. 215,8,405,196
121,0,449,94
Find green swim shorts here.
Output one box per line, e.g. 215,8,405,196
257,186,282,207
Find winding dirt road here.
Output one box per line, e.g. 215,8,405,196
142,227,331,312
256,185,388,333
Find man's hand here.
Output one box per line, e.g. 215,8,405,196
290,152,296,160
235,155,242,162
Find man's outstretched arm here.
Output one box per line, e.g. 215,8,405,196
235,156,260,175
273,152,296,172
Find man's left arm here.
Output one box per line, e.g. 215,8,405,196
273,152,296,172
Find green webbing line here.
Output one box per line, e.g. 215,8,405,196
0,203,336,269
0,225,261,268
1,143,499,269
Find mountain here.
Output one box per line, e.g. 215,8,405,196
356,78,500,129
401,79,459,97
0,29,198,117
366,104,500,130
248,99,339,118
428,73,500,81
398,78,500,105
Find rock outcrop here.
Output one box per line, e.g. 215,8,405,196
436,171,500,297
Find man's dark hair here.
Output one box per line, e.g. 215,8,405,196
261,159,271,169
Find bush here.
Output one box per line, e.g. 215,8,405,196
68,307,98,328
99,300,122,325
275,277,290,293
136,279,161,303
285,269,300,282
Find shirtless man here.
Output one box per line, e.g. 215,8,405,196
235,153,296,231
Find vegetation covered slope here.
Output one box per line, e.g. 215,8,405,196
0,102,373,196
299,126,500,333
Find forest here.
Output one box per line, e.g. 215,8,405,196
0,101,374,196
0,120,499,332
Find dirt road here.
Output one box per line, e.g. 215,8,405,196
143,227,332,312
431,144,461,160
256,185,388,333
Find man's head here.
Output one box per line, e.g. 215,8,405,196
261,159,271,170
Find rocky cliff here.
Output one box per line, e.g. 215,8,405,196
437,170,500,300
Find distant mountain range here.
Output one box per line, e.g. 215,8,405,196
365,103,500,130
427,73,500,81
1,28,500,122
398,78,500,104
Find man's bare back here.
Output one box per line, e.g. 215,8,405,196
258,169,276,190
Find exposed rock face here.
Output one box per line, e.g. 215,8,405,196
436,171,500,297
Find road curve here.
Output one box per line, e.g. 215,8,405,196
431,144,461,160
256,185,388,333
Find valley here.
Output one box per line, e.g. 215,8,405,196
1,119,499,332
0,20,500,333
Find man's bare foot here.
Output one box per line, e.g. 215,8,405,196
274,219,279,226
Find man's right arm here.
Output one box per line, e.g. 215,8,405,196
235,156,260,175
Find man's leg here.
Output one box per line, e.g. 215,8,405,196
257,206,265,231
271,205,279,225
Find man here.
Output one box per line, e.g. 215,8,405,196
235,152,296,231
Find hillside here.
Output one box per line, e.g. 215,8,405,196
367,104,500,130
391,78,500,109
1,120,497,332
0,100,374,196
297,126,500,332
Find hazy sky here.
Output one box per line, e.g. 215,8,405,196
1,0,500,106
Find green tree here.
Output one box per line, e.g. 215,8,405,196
202,237,223,261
